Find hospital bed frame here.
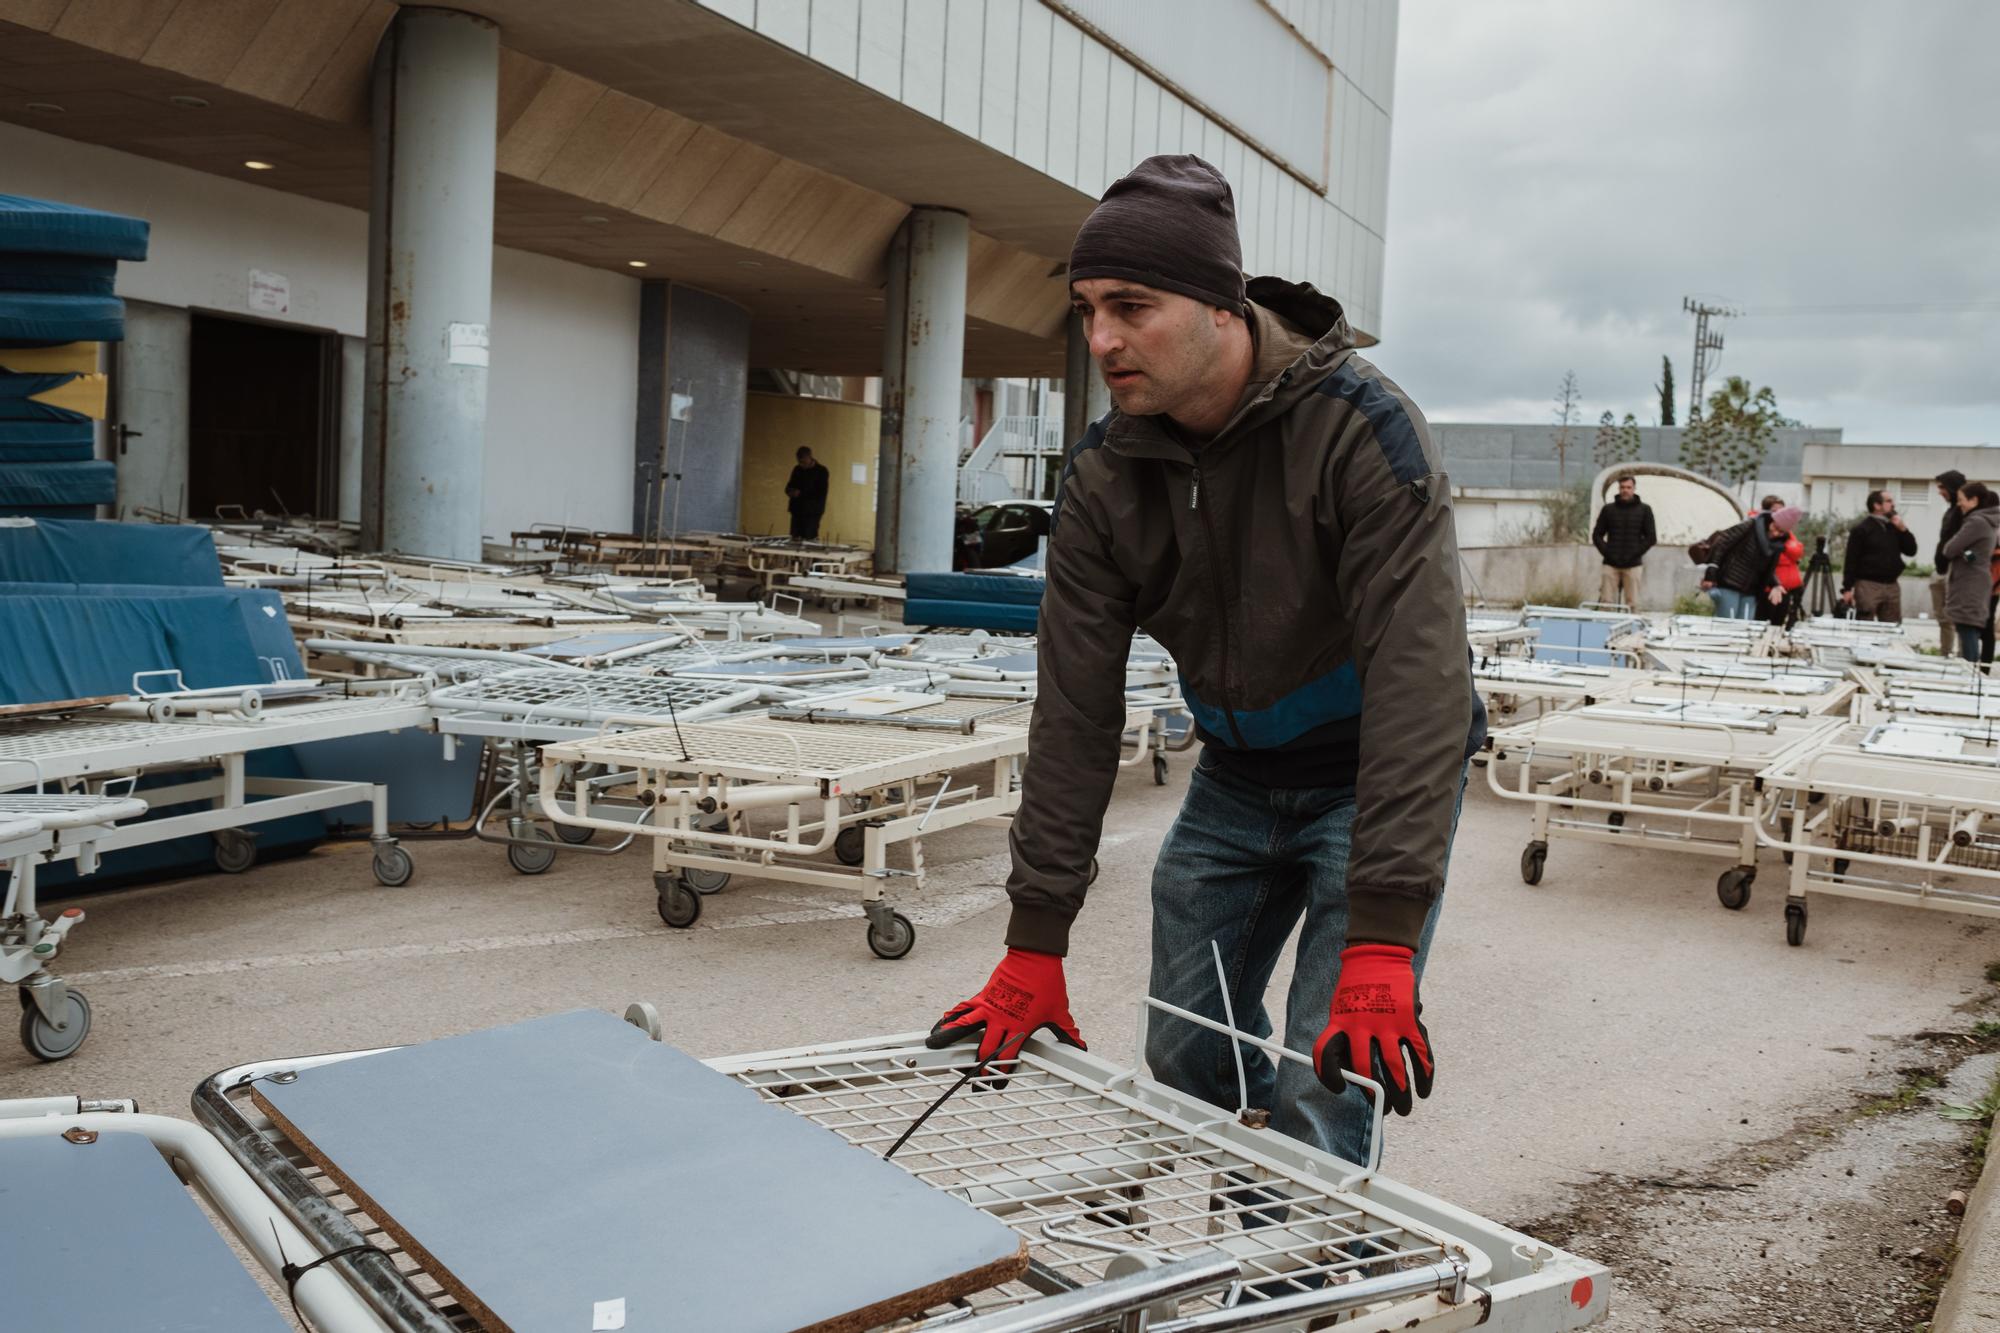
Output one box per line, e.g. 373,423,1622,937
1485,706,1842,909
1754,718,2000,946
163,1000,1605,1332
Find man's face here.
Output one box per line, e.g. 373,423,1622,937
1070,278,1225,418
1876,495,1896,517
1617,479,1635,499
797,451,812,465
1939,483,1956,503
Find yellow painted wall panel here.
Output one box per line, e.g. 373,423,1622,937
0,342,98,375
740,393,880,548
27,371,108,419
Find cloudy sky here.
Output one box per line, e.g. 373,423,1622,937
1370,0,2000,445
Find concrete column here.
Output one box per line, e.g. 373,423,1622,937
884,208,969,574
1063,310,1113,452
872,222,909,570
361,7,499,559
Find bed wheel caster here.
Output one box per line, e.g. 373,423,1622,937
1832,857,1851,877
19,985,90,1062
372,843,414,888
212,831,256,874
864,906,915,960
1606,811,1624,829
1087,857,1100,887
506,821,557,876
684,867,731,895
1520,841,1547,886
1784,901,1807,946
835,826,866,866
655,874,701,928
1716,867,1753,911
1152,754,1169,786
554,822,596,846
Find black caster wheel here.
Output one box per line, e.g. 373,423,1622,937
20,988,91,1062
1087,857,1100,886
654,874,701,928
1832,857,1851,877
554,822,596,845
372,844,414,887
685,867,731,895
507,826,558,875
1152,754,1169,786
1716,867,1753,911
1520,841,1547,886
1782,850,1794,866
213,833,256,874
835,826,866,866
1784,901,1807,946
1607,811,1625,829
866,911,916,960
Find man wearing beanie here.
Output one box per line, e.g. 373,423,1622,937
929,155,1483,1170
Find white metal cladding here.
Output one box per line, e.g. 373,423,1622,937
1050,0,1332,189
706,0,1397,338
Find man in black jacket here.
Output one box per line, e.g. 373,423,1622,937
1930,470,1967,651
1841,489,1918,621
1590,473,1656,609
784,447,830,540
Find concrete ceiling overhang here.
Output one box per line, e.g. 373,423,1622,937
0,0,1074,375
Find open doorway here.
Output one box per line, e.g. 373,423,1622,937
187,312,338,519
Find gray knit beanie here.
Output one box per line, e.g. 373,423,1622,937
1068,155,1247,315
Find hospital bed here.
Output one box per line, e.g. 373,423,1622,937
0,792,147,1060
1754,718,2000,945
141,1002,1608,1331
1486,704,1842,907
1472,658,1644,723
1618,657,1857,716
538,707,1028,957
0,681,427,888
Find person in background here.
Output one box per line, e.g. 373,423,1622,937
1840,489,1917,622
1702,504,1800,619
1590,473,1655,609
784,446,830,541
1941,481,1999,664
1755,495,1805,626
1931,470,1968,653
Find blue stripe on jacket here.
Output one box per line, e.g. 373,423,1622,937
1180,660,1363,750
1316,361,1427,485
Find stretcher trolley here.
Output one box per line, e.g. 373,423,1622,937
1471,658,1642,725
0,793,146,1060
539,706,1029,958
1618,657,1857,717
0,682,429,888
175,1003,1608,1332
1754,719,2000,946
425,666,768,875
1486,704,1842,908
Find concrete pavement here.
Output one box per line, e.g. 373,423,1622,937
3,757,1997,1318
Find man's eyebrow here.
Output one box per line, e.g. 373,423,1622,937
1069,286,1154,305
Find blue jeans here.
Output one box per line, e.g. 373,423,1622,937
1145,756,1458,1168
1959,625,1984,663
1709,587,1756,619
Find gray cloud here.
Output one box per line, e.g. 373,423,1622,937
1370,0,2000,445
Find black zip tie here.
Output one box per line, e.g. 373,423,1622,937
269,1220,382,1333
884,1031,1029,1160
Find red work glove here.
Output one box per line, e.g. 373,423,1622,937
926,947,1085,1065
1312,944,1434,1117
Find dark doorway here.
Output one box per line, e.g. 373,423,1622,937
187,313,338,518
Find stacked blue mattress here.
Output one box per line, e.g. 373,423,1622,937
0,193,149,518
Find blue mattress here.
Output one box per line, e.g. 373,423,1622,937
0,370,89,421
0,193,149,260
0,291,124,345
0,420,94,462
0,516,223,585
0,460,115,512
0,251,117,295
904,570,1046,633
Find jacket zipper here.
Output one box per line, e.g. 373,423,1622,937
1190,463,1249,747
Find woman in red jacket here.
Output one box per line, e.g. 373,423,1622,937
1756,497,1805,624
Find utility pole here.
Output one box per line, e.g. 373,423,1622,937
1681,296,1736,422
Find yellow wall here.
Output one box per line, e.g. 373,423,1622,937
740,393,881,546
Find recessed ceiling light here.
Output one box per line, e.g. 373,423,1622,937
243,160,275,170
24,102,63,115
626,260,649,268
169,94,210,109
581,214,609,224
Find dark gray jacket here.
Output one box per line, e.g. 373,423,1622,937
1941,505,1999,627
1004,277,1481,957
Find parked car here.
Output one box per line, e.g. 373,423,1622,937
954,500,1053,570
